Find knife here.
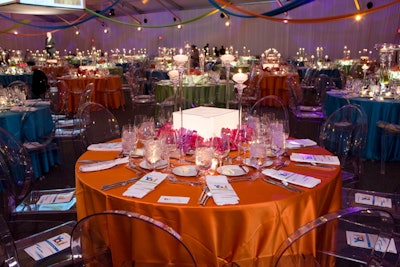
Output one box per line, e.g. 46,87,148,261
294,163,336,171
262,177,303,193
101,177,141,191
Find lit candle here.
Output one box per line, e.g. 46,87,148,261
173,49,188,64
232,71,248,84
221,53,235,64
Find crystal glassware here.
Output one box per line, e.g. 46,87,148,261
144,139,163,172
195,137,213,182
212,133,230,168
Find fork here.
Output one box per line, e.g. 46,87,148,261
198,185,212,205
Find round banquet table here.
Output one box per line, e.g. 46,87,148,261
156,81,235,107
58,75,123,112
75,145,341,266
324,92,400,161
254,72,299,107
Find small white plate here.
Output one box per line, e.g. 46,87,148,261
172,165,198,177
125,148,144,157
139,160,168,170
244,158,273,168
217,165,249,176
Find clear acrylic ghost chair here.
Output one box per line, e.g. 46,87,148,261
70,210,197,266
273,207,400,267
319,104,368,186
7,80,31,102
376,121,400,174
157,95,195,128
0,214,75,267
79,102,120,148
0,129,76,238
286,75,325,140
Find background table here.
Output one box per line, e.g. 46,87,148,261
0,105,59,178
255,72,299,106
324,93,400,161
156,81,235,107
0,73,33,87
58,75,123,112
75,146,341,266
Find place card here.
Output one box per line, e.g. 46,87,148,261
158,196,190,204
355,192,393,208
123,171,167,199
37,191,75,204
24,233,71,261
346,231,397,254
262,169,321,188
290,153,340,165
206,175,239,205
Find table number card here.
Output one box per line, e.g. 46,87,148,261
158,196,190,204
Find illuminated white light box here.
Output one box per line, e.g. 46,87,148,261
173,107,239,140
0,0,85,14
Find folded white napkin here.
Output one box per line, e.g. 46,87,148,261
10,106,38,112
79,157,128,172
286,139,317,149
123,171,167,198
262,169,321,188
87,142,122,151
206,175,239,205
290,153,340,165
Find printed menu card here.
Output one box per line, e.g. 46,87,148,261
262,169,321,188
123,171,167,198
24,233,71,261
206,175,239,205
290,153,340,165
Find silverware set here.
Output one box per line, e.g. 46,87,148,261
262,177,303,193
198,185,212,206
168,175,202,186
101,177,141,191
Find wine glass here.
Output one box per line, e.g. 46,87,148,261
212,133,230,168
195,136,213,182
271,121,287,163
160,130,178,172
135,115,155,147
144,139,163,172
234,124,254,164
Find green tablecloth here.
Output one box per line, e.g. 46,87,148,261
156,82,235,107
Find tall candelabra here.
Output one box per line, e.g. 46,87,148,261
232,72,248,129
221,54,235,108
168,70,179,111
173,51,188,162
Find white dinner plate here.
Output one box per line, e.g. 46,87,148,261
139,160,168,170
125,148,144,157
172,165,198,177
217,165,249,176
244,158,273,169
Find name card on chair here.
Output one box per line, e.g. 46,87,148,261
24,233,71,261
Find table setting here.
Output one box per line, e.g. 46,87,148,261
75,113,343,265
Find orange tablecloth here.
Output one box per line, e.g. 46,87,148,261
256,73,299,106
75,146,341,266
58,75,123,112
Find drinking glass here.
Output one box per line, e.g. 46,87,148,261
160,130,178,171
234,124,254,163
134,115,155,147
212,133,230,168
271,121,287,162
144,139,163,172
195,136,213,181
249,138,267,178
121,124,137,156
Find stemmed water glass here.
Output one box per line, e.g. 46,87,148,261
194,136,213,182
160,129,178,172
212,132,230,168
135,115,155,147
270,120,287,163
234,125,253,163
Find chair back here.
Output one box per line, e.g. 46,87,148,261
76,83,94,115
157,96,195,128
319,104,367,176
49,79,69,116
79,102,120,147
0,215,19,267
250,95,289,124
273,207,400,267
70,210,197,266
0,128,33,215
7,81,30,104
